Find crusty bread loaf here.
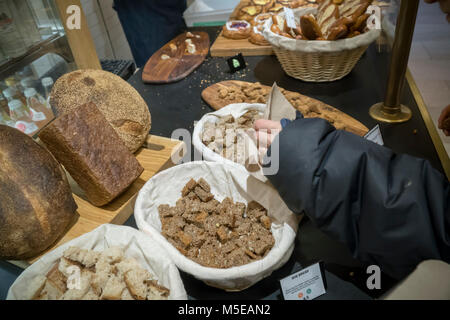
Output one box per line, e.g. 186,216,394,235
0,125,77,260
39,102,144,207
50,69,151,153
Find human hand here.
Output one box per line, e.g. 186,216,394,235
253,119,282,161
438,104,450,136
424,0,450,22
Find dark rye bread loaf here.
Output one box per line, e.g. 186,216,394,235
50,69,151,153
39,102,144,207
0,125,77,260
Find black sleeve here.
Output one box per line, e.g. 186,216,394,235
264,117,450,279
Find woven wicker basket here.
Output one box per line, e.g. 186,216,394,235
264,8,379,82
272,44,370,82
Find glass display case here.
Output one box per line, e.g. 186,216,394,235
0,0,75,136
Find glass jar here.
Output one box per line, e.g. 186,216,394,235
3,86,26,105
24,87,51,123
41,76,54,110
8,99,37,134
8,99,29,121
42,77,54,99
20,77,37,91
5,76,25,93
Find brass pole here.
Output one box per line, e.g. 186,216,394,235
369,0,419,123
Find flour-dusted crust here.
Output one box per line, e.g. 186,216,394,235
50,69,151,153
222,20,252,39
0,125,77,260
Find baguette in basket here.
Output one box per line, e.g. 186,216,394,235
261,4,381,81
270,0,373,40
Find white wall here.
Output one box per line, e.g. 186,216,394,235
80,0,134,61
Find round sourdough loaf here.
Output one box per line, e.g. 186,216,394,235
0,125,77,260
50,69,151,153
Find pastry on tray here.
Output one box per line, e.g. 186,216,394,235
249,13,273,45
238,4,263,21
251,12,273,26
249,25,270,45
268,2,284,13
222,20,252,39
233,0,318,22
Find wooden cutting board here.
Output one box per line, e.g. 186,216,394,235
142,31,209,84
10,135,185,268
202,80,369,136
210,31,273,57
210,0,272,57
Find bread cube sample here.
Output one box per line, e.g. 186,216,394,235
27,246,170,300
158,178,275,268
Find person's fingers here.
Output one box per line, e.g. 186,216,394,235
438,105,450,128
258,146,268,164
256,129,282,149
444,129,450,136
256,130,273,150
254,119,282,133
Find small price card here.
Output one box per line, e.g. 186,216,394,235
280,262,327,300
283,7,297,29
364,124,384,146
227,53,246,73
